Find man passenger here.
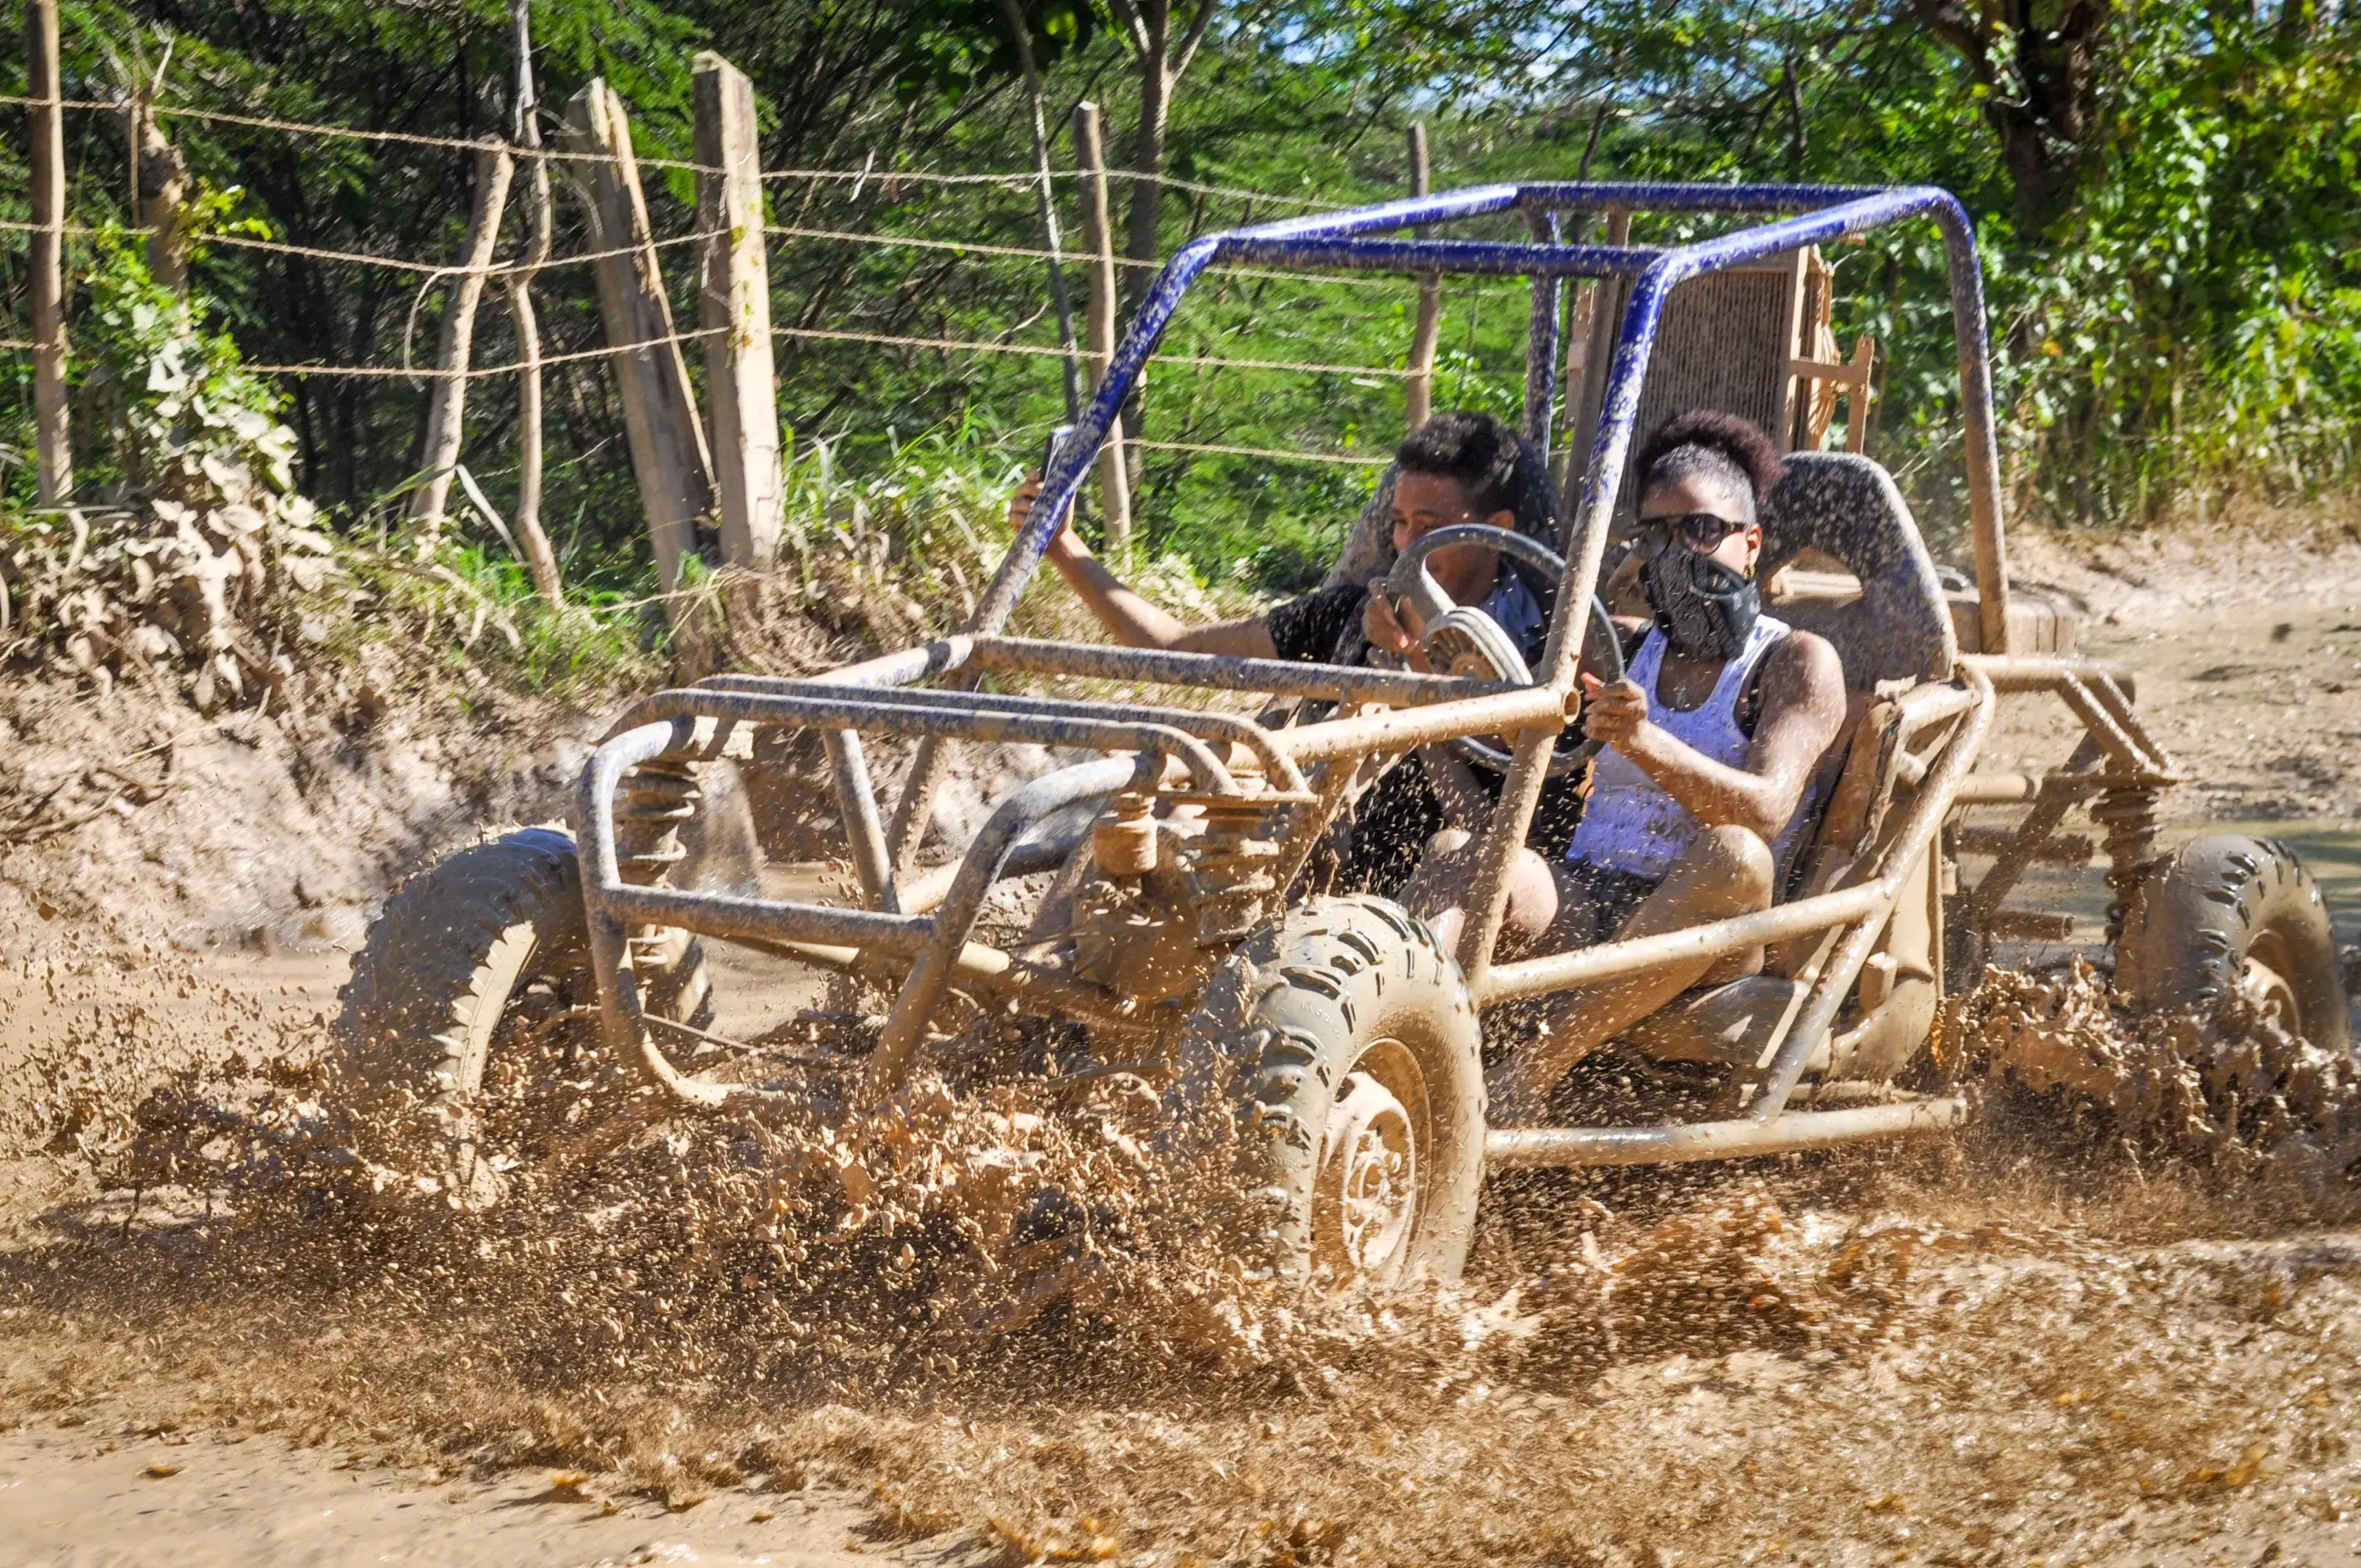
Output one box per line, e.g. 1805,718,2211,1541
1011,410,1551,674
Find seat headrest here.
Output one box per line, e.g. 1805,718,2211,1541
1760,452,1955,687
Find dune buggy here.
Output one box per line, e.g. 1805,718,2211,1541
340,181,2349,1288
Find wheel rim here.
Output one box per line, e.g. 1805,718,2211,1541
2239,932,2304,1035
1312,1040,1430,1288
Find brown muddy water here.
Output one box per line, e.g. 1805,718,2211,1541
4,937,2360,1568
7,530,2361,1567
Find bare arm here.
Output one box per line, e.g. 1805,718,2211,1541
1015,476,1278,658
1578,631,1847,841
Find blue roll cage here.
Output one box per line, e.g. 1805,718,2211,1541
984,181,2013,677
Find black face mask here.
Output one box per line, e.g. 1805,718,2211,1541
1640,545,1761,663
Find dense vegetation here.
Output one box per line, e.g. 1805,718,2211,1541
4,0,2359,608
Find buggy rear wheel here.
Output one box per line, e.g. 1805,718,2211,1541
2117,834,2349,1052
335,827,711,1205
1175,896,1485,1290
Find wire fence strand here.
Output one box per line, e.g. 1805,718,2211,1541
0,94,725,174
243,325,729,380
204,227,723,278
0,94,1348,208
764,222,1518,292
1131,438,1391,465
761,164,1338,211
768,321,1408,379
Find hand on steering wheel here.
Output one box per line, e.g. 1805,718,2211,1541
1382,524,1625,774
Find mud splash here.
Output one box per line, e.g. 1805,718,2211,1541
1948,959,2361,1182
6,973,2361,1564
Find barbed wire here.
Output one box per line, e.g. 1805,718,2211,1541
769,321,1407,379
243,325,729,380
0,94,725,174
205,226,722,278
6,208,1460,299
764,222,1519,293
762,164,1338,211
1,217,156,237
0,94,1349,209
1132,438,1390,465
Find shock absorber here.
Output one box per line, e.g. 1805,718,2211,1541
1188,797,1284,948
614,755,706,1015
2091,785,2161,948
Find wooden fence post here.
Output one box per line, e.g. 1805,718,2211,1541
26,0,73,507
1405,123,1441,435
502,0,564,606
409,142,515,552
693,51,783,573
562,79,714,595
117,94,192,298
1071,101,1133,555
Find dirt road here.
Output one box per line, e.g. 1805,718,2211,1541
4,525,2360,1568
0,1423,902,1568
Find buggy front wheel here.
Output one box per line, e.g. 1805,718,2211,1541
335,826,714,1205
1174,896,1486,1291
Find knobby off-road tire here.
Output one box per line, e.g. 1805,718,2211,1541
2118,834,2349,1052
1173,896,1486,1291
336,827,711,1205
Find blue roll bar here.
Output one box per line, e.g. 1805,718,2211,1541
971,180,2010,671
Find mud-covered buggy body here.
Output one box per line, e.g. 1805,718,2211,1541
343,182,2348,1285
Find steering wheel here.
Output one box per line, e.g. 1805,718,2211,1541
1382,525,1625,774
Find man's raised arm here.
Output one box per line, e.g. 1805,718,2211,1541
1013,475,1279,659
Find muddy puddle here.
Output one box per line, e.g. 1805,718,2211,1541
7,530,2361,1565
4,954,2361,1568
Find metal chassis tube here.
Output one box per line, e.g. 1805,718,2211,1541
697,672,1311,795
581,708,1165,1108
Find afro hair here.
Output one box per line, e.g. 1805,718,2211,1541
1634,409,1785,515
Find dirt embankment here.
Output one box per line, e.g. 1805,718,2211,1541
1,523,2359,1567
2010,520,2361,823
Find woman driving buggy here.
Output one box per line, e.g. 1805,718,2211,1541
1400,411,1848,1123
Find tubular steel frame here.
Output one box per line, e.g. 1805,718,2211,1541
573,180,2161,1168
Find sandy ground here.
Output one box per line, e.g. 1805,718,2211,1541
0,1423,905,1568
4,525,2361,1567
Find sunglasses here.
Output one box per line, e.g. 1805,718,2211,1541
1635,511,1751,558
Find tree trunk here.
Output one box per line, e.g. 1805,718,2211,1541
1121,47,1171,319
408,143,516,555
26,0,73,507
504,0,563,605
1912,0,2114,238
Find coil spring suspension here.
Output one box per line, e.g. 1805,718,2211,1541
2092,785,2161,946
617,756,700,980
1187,799,1283,948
